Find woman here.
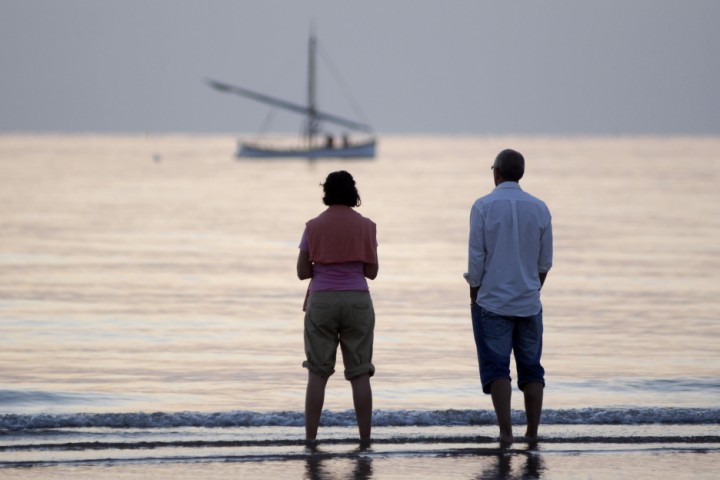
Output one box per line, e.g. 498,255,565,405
297,170,379,443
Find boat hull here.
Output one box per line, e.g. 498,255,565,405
237,140,376,159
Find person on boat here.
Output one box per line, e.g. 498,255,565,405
297,171,379,443
464,149,553,444
325,134,335,149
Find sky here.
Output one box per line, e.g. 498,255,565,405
1,0,719,135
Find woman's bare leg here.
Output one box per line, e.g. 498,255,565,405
350,374,372,440
305,371,328,440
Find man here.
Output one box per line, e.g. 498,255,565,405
464,149,553,444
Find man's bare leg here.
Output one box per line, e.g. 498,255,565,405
490,378,513,443
350,373,372,440
523,382,544,441
305,371,328,441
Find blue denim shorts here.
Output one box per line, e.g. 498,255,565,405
471,304,545,394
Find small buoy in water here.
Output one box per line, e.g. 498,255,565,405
153,154,162,163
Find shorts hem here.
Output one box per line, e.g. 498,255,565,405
302,361,334,379
518,379,545,391
344,363,375,381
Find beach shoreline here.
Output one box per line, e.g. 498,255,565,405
2,438,719,479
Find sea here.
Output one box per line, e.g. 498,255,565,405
1,134,719,478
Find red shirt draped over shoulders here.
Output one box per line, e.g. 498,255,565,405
305,205,377,264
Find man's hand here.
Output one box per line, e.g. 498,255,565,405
539,272,548,289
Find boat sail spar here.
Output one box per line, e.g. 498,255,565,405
207,30,376,159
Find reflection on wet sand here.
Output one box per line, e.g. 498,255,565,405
304,444,374,480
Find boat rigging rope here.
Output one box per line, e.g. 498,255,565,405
317,42,373,131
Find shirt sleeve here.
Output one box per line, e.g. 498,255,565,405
538,212,553,273
299,227,309,251
464,202,485,287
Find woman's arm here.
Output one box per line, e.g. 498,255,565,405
363,262,378,280
364,244,379,280
297,250,313,280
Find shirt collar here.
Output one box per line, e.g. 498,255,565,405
494,181,522,191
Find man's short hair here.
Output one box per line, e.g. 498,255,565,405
493,149,525,182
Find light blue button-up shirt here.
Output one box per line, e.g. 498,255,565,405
464,182,553,317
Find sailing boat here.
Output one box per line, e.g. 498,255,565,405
207,30,376,159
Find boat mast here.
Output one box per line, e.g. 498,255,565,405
306,26,318,149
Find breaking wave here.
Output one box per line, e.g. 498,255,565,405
1,407,718,431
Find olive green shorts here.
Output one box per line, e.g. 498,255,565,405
302,291,375,380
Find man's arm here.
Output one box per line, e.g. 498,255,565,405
465,203,485,304
537,212,553,290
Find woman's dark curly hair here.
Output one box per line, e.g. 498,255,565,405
322,170,361,207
